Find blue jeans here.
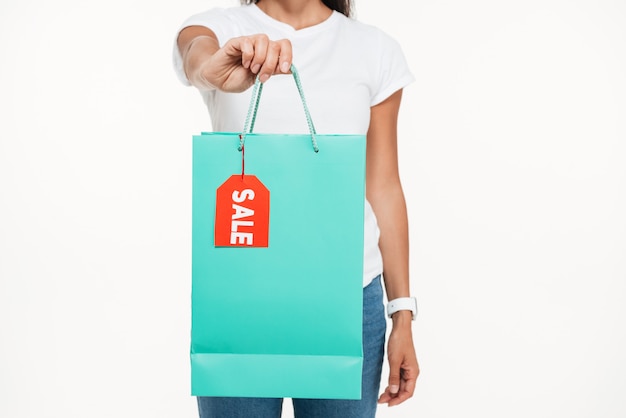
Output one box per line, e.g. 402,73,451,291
197,275,386,418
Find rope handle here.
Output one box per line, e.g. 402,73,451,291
239,64,319,153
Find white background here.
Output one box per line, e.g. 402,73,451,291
1,0,625,417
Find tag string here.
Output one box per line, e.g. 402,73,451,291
240,138,245,180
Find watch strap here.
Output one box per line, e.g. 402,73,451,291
387,297,417,320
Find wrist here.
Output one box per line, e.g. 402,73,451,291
198,60,221,90
391,310,413,328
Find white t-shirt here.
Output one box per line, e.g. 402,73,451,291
173,4,414,287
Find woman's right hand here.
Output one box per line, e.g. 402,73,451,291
178,27,293,92
207,34,293,91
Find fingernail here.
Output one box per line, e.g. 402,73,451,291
251,64,261,74
242,60,250,69
259,73,270,83
280,61,290,73
390,385,399,394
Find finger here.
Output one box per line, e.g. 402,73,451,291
388,389,412,407
249,34,269,75
258,40,281,83
387,368,417,406
388,356,402,396
401,372,417,396
378,377,416,405
223,36,254,64
239,37,255,69
377,387,393,404
275,38,293,73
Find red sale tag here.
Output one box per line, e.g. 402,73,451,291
214,175,270,247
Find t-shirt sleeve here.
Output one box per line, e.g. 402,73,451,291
370,30,415,106
171,8,233,86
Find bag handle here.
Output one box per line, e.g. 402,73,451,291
239,64,319,153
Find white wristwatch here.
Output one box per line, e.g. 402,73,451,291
386,297,418,320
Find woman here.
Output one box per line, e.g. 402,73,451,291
173,0,419,416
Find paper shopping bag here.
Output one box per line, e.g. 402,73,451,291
191,66,366,399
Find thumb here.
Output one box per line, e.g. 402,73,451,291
388,356,402,395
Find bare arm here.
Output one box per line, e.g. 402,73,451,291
366,89,420,406
177,26,293,92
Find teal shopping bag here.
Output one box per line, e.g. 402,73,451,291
191,67,366,399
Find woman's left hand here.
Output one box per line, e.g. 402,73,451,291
377,311,419,406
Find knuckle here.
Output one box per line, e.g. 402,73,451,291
269,42,281,53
